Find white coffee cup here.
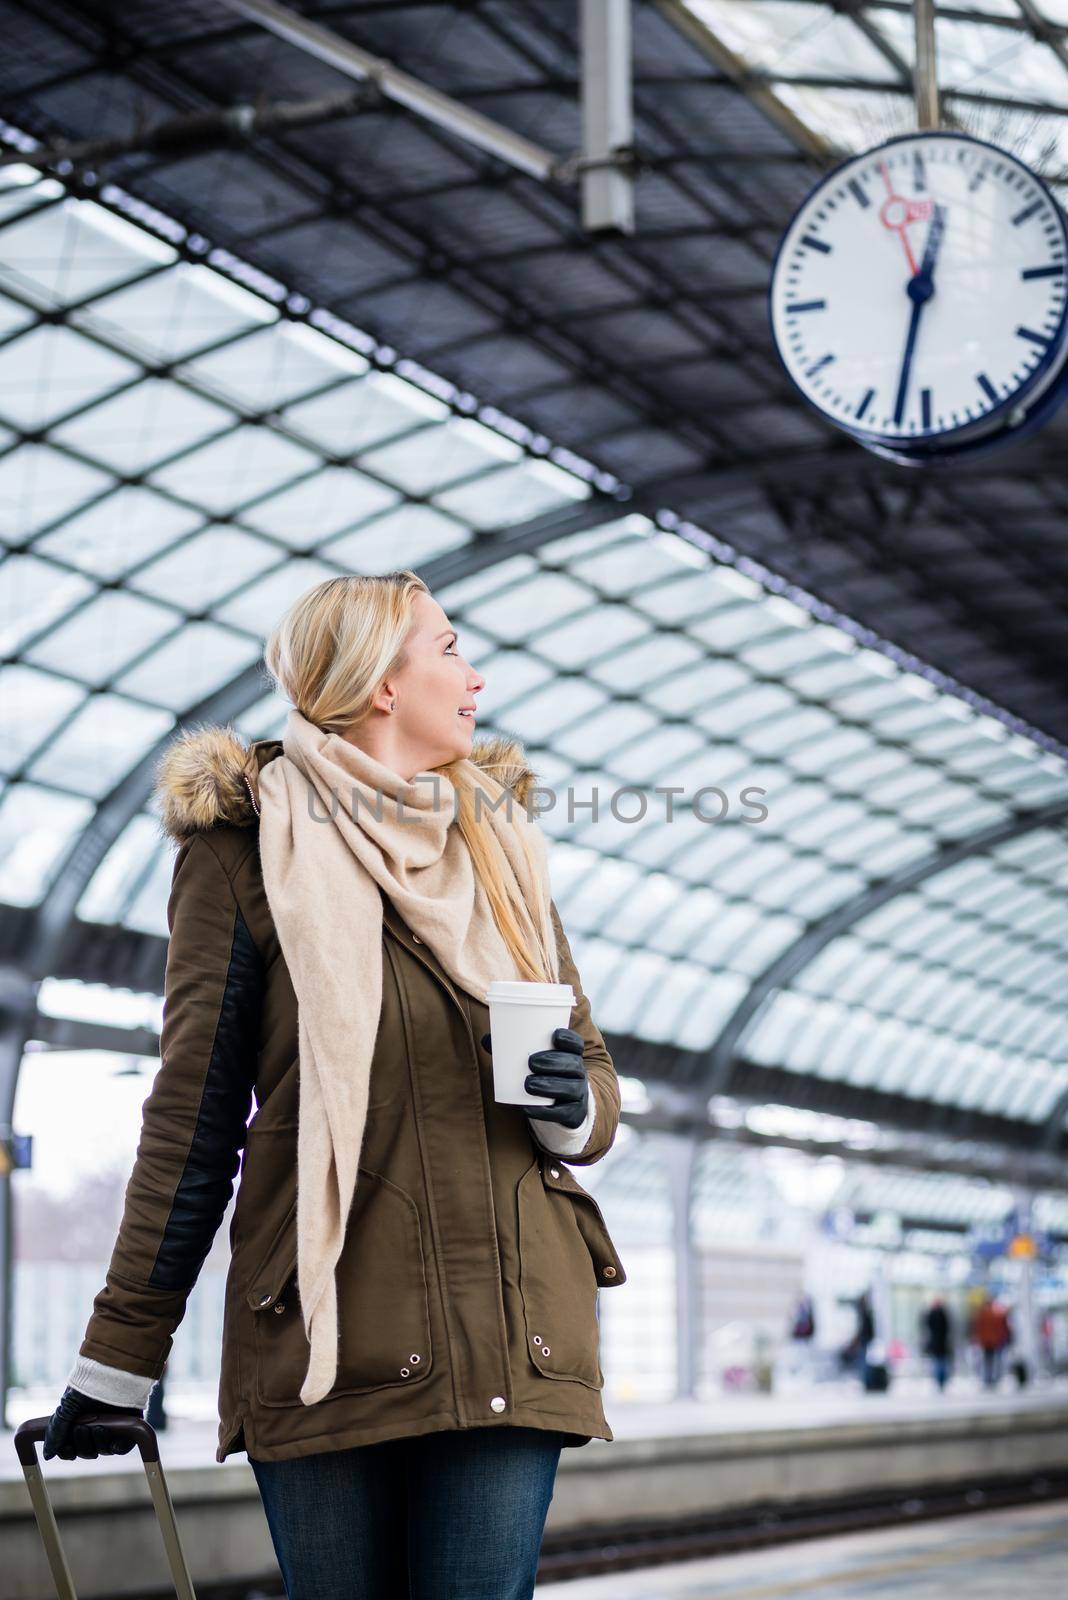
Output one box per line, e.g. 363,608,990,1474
486,980,576,1106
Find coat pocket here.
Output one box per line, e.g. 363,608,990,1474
247,1168,434,1406
515,1155,627,1391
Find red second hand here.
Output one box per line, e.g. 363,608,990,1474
877,159,932,277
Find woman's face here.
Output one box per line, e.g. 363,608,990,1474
387,592,485,770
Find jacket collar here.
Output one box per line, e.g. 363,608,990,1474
154,723,539,842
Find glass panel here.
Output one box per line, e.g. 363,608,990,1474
213,555,341,635
688,0,895,79
0,781,94,905
0,171,63,226
589,630,704,694
148,426,319,514
539,603,648,667
282,369,449,455
114,620,263,709
78,811,173,933
0,326,139,429
130,526,279,610
1,553,96,655
35,487,203,580
0,197,175,308
180,320,368,410
433,458,588,527
569,527,689,596
79,261,276,362
51,378,235,474
0,293,33,341
329,502,470,569
243,466,399,546
0,443,113,542
23,588,178,685
26,693,173,799
0,665,86,772
359,415,523,496
462,568,592,635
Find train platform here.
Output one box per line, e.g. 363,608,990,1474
5,1383,1068,1597
538,1498,1068,1598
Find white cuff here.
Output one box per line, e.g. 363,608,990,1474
528,1095,597,1158
67,1355,156,1410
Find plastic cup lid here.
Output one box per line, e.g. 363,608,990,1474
487,980,574,1003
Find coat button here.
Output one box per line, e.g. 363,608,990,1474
602,1266,617,1278
412,933,422,943
273,1302,286,1314
490,1396,506,1413
533,1335,542,1345
542,1346,551,1355
400,1366,410,1377
550,1167,560,1178
258,1293,271,1306
410,1353,421,1364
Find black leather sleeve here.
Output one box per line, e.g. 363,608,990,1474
77,835,264,1378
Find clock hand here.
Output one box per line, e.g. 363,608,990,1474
878,159,934,277
892,203,946,428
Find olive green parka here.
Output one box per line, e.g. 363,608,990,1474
76,727,626,1463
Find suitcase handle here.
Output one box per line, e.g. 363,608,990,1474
15,1414,160,1465
14,1415,197,1600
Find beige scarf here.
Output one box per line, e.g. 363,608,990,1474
257,707,559,1405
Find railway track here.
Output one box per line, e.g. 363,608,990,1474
104,1466,1068,1597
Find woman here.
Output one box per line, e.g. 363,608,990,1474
43,571,626,1599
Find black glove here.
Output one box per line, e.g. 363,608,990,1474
480,1025,590,1131
43,1385,144,1461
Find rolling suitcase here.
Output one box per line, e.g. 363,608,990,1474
14,1414,197,1599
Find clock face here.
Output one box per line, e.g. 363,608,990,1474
769,132,1068,452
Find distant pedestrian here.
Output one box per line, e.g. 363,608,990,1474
971,1295,1012,1388
921,1298,953,1391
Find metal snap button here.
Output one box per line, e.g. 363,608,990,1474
400,1366,410,1377
273,1302,286,1314
542,1346,551,1355
412,933,422,943
258,1293,272,1306
532,1335,542,1345
410,1353,421,1363
490,1396,506,1413
550,1167,560,1178
602,1266,617,1278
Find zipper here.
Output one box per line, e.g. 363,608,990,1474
382,915,480,1061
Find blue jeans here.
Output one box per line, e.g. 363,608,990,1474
250,1425,565,1599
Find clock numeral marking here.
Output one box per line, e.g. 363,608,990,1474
805,353,836,379
848,178,870,209
921,389,932,430
786,300,826,314
801,233,832,254
855,388,875,421
977,372,998,404
1016,325,1051,347
1012,199,1043,226
913,152,927,192
1021,264,1063,280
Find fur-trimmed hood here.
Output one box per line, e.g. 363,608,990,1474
153,723,540,843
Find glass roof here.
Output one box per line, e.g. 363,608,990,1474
685,0,1068,195
4,147,1068,1149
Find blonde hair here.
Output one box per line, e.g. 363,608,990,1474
263,571,555,982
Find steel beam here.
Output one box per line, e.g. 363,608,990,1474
702,795,1068,1099
218,0,561,180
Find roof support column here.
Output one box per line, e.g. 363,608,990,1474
581,0,636,235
